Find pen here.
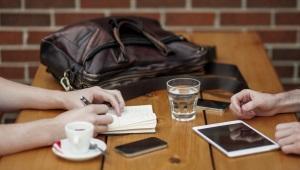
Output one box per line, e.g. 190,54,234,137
80,96,108,156
80,96,91,106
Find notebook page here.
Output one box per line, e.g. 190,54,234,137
107,105,156,130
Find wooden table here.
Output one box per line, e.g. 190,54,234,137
0,32,299,170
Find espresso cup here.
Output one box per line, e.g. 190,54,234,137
65,121,94,154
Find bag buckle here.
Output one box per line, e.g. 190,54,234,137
60,71,74,91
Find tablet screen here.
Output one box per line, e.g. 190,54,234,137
197,122,274,152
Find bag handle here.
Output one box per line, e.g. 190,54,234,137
110,18,171,60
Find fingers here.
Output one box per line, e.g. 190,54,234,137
92,87,124,116
277,134,297,146
275,122,300,141
275,128,294,140
84,104,109,114
240,111,256,119
281,143,300,154
95,115,113,125
277,133,300,155
276,122,300,131
275,122,300,155
230,89,256,119
94,125,108,133
230,89,250,114
104,89,125,112
94,115,113,133
241,101,257,112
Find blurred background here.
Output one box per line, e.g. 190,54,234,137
0,0,299,89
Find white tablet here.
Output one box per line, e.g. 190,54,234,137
193,120,279,157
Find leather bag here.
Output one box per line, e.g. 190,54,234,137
40,16,247,100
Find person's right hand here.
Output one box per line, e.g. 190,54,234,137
275,122,300,155
50,104,113,140
230,89,278,119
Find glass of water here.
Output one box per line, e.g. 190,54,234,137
167,78,200,121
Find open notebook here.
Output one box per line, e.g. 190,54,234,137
104,105,157,134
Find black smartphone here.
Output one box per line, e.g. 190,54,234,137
115,137,168,157
197,99,230,112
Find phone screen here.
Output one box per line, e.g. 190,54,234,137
197,99,230,111
115,137,167,157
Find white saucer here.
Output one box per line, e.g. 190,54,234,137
52,138,107,161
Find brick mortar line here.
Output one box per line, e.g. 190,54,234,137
270,9,275,28
0,26,298,31
281,78,300,83
0,62,39,67
186,27,193,33
267,47,273,59
75,0,80,10
164,26,300,30
160,9,166,28
24,63,29,82
186,0,192,10
0,49,2,64
104,10,110,17
0,27,62,31
298,29,300,43
294,63,299,80
1,62,40,66
0,45,40,50
164,26,242,30
131,0,136,10
242,0,247,9
273,61,300,66
50,9,55,27
265,44,300,48
214,11,220,28
20,0,25,11
22,28,28,45
1,8,299,13
247,26,300,30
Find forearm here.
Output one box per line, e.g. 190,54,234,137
0,77,66,112
0,119,64,156
273,89,300,113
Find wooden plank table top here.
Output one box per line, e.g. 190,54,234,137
0,32,299,170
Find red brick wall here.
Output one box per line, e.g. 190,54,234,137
0,0,299,90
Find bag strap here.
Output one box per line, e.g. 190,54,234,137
113,63,248,100
111,19,171,59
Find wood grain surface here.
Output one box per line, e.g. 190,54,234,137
0,32,298,170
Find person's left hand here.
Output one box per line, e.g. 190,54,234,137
275,122,300,154
61,87,125,115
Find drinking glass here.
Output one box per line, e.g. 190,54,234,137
167,78,200,121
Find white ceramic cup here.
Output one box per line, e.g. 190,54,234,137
65,121,94,154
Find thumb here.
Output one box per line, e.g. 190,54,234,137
241,101,257,112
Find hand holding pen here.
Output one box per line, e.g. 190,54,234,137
70,87,125,116
80,95,124,116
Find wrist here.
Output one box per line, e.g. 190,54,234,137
273,90,300,113
45,118,65,145
53,91,69,110
271,93,284,114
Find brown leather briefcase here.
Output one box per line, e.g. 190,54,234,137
40,16,247,100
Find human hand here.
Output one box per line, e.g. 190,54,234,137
61,86,125,115
230,89,278,119
275,122,300,154
51,104,113,139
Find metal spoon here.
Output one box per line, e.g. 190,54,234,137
89,142,107,156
